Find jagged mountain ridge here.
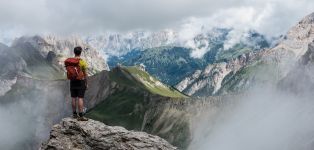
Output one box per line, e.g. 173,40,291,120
176,12,314,96
108,30,270,86
175,50,264,96
87,28,270,58
12,35,109,75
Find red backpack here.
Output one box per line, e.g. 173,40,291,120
64,58,85,80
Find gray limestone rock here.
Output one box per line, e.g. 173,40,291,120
41,118,177,150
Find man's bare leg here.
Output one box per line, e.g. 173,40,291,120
78,98,88,121
72,97,78,118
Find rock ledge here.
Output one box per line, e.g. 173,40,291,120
41,118,176,150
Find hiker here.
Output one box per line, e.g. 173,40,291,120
64,46,88,121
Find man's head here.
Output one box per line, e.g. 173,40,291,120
74,46,82,56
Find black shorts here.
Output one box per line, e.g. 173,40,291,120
70,80,86,98
70,89,86,98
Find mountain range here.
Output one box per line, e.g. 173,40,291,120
0,11,314,150
107,29,271,86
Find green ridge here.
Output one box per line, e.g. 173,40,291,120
110,66,188,98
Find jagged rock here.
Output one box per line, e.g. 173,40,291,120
264,12,314,66
175,51,261,96
278,42,314,94
41,118,177,150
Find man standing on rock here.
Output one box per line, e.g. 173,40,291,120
64,46,88,121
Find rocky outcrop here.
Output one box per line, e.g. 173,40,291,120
278,42,314,95
269,12,314,58
262,12,314,75
41,118,177,150
176,51,262,96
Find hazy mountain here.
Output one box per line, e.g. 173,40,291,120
108,30,270,85
0,35,109,96
87,28,270,58
85,30,177,57
176,12,314,96
13,35,109,75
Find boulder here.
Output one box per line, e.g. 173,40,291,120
41,118,177,150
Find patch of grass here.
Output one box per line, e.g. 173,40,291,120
86,89,145,130
109,66,188,98
124,66,188,98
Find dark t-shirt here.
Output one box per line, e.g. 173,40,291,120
70,80,86,90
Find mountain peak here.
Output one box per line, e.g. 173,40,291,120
41,117,176,150
299,12,314,24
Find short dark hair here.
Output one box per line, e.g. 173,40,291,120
74,46,82,56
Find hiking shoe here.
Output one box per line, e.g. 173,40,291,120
73,113,78,119
77,116,88,121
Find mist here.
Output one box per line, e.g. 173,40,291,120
189,82,314,150
0,78,70,149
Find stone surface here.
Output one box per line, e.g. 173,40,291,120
41,118,177,150
175,51,261,96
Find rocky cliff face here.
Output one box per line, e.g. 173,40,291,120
278,42,314,95
269,12,314,59
41,118,176,150
262,12,314,75
175,51,263,96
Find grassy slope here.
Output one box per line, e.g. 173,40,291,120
86,89,145,130
86,88,190,149
110,66,188,98
124,66,188,98
87,66,190,149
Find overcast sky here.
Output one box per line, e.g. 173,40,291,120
0,0,313,37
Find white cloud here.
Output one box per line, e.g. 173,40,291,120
0,0,313,58
0,0,312,36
